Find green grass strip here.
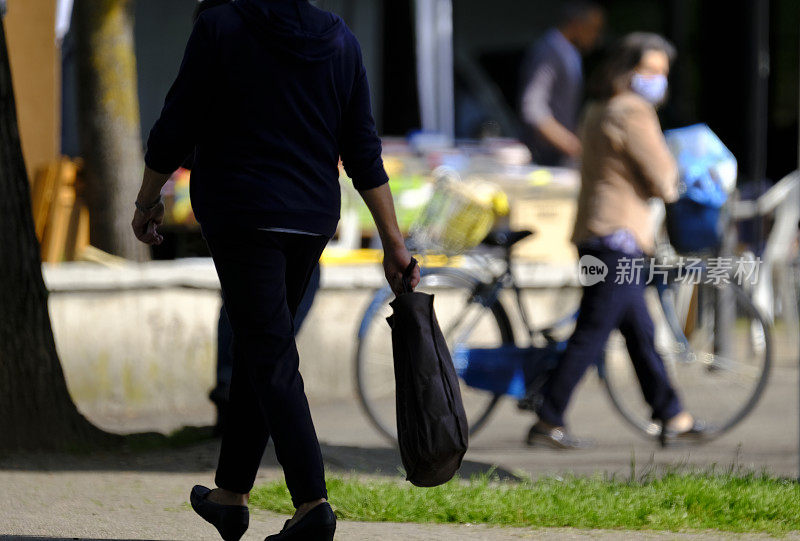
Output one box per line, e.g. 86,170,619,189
249,472,800,534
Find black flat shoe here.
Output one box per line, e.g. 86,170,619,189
659,421,708,447
526,422,594,450
265,501,336,540
190,485,249,541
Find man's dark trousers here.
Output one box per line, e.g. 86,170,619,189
537,246,683,428
205,230,328,507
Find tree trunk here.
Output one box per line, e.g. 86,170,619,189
0,17,111,451
74,0,149,261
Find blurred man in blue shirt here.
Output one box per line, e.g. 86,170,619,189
519,1,604,166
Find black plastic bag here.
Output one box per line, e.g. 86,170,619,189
386,259,468,487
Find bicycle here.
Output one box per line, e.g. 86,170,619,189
355,211,772,446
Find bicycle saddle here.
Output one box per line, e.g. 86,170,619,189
481,229,535,249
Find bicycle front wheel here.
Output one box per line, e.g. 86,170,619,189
355,267,513,444
602,279,772,441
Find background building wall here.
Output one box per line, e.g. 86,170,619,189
134,0,197,153
56,0,799,182
5,0,59,181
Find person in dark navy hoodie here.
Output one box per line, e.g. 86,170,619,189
131,1,420,539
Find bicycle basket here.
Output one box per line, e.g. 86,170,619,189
409,170,505,256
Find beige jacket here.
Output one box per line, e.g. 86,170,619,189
572,92,678,254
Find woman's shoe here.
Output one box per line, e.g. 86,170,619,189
526,422,594,450
265,501,336,540
190,485,249,541
659,420,708,447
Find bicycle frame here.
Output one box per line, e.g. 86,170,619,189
367,245,709,379
437,251,703,374
355,242,773,443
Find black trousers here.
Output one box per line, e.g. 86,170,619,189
205,230,329,507
538,246,683,427
214,262,321,403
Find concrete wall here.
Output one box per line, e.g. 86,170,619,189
50,288,220,421
44,259,579,432
53,258,793,437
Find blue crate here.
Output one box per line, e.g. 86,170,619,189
453,343,565,399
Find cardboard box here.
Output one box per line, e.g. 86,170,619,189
510,197,578,263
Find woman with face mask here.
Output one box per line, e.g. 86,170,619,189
527,33,705,450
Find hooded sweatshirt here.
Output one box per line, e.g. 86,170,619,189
145,0,388,238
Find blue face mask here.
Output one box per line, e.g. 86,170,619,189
630,73,668,104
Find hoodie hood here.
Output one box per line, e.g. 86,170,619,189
233,0,346,62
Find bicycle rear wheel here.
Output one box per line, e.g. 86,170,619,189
355,267,513,444
602,279,772,441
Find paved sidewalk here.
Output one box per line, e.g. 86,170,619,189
2,366,798,540
312,366,800,479
1,469,796,540
2,469,536,540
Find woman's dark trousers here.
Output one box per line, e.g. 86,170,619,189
211,263,321,419
537,246,683,428
205,230,329,508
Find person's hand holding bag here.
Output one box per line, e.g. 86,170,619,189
384,246,420,296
